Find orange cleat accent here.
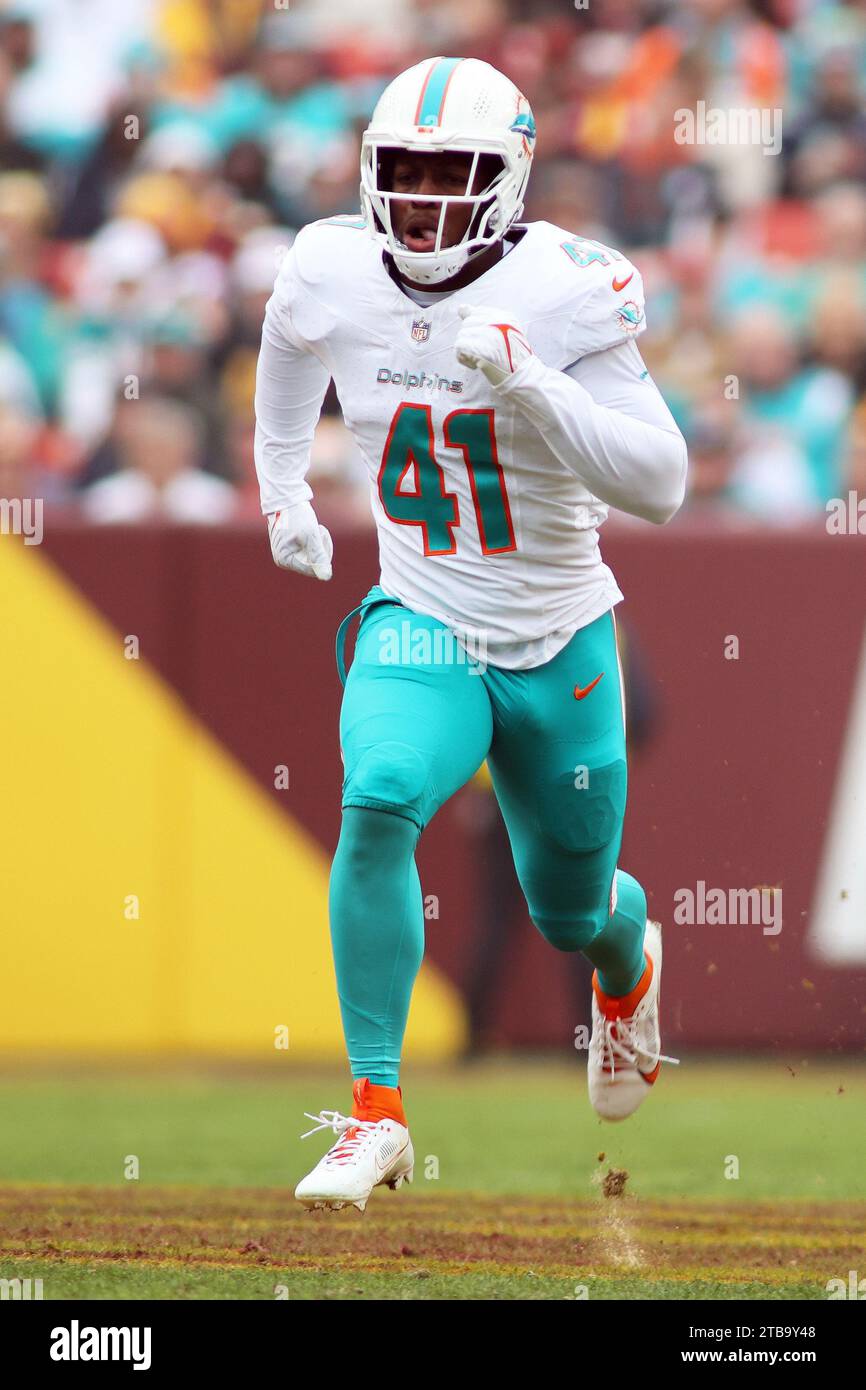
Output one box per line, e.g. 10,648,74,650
592,954,653,1023
351,1078,407,1127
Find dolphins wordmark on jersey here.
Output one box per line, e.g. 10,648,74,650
268,217,651,669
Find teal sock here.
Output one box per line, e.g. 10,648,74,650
582,870,648,996
328,806,424,1088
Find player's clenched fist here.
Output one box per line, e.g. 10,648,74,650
454,304,533,387
267,501,333,580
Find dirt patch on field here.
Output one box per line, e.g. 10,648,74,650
602,1168,629,1199
1,1186,864,1288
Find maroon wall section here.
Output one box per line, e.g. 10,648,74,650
42,519,866,1052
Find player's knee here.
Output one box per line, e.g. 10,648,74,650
538,759,627,853
532,907,607,953
337,805,418,882
343,741,430,821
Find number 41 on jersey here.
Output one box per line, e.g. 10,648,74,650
378,402,516,557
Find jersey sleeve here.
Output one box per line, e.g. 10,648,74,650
253,242,332,517
491,331,687,524
547,236,647,364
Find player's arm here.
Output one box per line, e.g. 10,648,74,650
556,338,687,523
254,254,334,578
455,305,687,525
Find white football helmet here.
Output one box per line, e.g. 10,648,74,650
360,56,536,286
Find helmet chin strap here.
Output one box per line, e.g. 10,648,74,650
392,247,473,285
379,178,505,285
390,236,505,291
391,213,502,286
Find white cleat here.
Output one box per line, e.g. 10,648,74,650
588,919,679,1123
294,1109,414,1213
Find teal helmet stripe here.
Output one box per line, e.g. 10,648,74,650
414,57,464,127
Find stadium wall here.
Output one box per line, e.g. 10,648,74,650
3,523,865,1057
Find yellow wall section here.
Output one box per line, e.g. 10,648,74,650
0,539,466,1058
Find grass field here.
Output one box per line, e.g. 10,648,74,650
1,1058,864,1300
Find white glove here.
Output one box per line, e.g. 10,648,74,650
455,304,533,386
267,501,333,580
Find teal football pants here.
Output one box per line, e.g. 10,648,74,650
329,587,647,1086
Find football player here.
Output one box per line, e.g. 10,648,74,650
255,56,687,1211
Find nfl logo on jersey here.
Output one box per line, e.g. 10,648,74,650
411,317,431,343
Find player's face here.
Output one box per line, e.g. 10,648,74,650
385,151,485,254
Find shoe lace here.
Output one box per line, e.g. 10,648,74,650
300,1110,379,1165
601,1015,680,1078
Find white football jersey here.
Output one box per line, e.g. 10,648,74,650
258,217,659,669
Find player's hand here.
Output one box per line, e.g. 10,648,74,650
267,501,333,580
455,305,533,386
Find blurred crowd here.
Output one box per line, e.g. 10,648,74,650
1,0,866,527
